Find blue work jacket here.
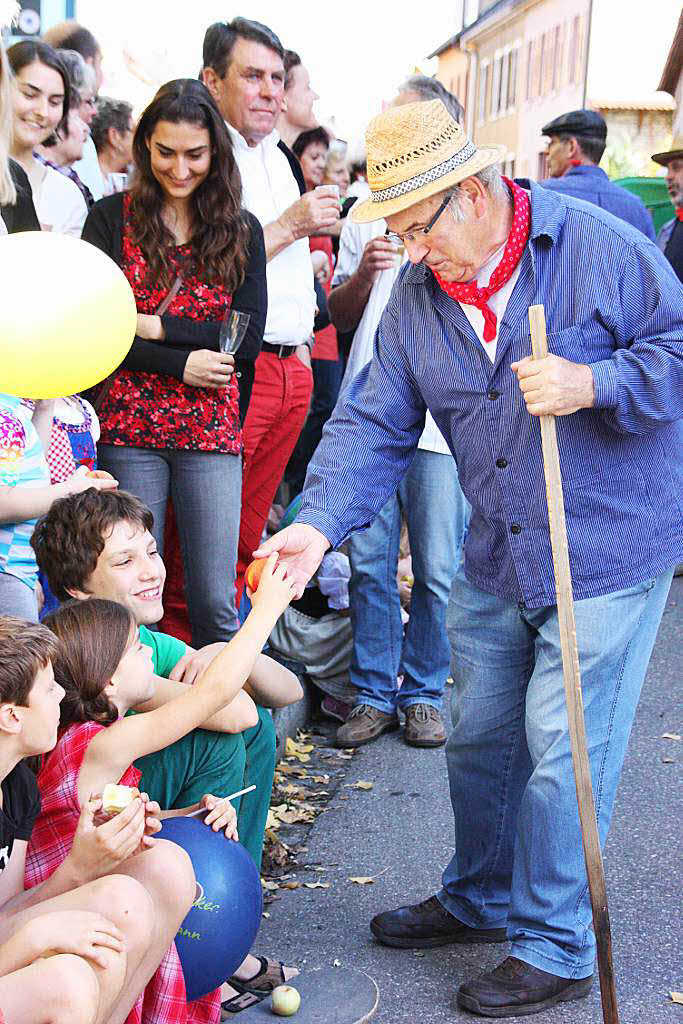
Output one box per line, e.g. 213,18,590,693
297,183,683,608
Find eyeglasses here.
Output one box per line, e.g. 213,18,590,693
385,191,454,247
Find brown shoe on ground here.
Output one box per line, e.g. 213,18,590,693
403,704,447,748
457,956,593,1017
334,704,399,747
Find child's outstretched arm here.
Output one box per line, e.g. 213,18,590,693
80,556,295,801
134,675,259,734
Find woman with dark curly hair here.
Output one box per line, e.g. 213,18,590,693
83,79,266,645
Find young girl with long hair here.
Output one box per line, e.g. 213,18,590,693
25,559,294,1024
84,79,267,649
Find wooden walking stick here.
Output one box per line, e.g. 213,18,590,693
528,304,620,1024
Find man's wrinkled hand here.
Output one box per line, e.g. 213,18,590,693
510,354,595,416
281,188,340,240
253,524,330,599
356,237,400,287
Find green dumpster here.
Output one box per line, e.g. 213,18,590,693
615,176,674,234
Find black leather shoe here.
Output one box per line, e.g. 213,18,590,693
370,895,507,949
457,956,593,1017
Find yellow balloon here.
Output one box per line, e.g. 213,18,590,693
0,231,137,399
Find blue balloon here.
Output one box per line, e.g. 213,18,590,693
159,817,263,1001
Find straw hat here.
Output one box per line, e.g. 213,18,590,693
351,99,506,224
652,136,683,166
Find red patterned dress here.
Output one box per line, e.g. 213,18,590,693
25,721,220,1024
97,194,241,454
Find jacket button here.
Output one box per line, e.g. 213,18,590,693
487,388,500,400
495,457,508,468
510,523,522,535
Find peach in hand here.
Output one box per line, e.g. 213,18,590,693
245,557,272,593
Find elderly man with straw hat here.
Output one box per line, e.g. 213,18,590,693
653,135,683,283
256,100,683,1016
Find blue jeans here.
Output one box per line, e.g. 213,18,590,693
98,445,242,646
347,449,468,713
439,567,674,978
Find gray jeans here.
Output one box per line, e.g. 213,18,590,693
0,572,38,621
98,445,241,646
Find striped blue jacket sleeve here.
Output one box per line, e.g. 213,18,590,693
591,235,683,435
296,293,427,547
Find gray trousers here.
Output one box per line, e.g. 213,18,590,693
0,572,38,621
98,445,241,646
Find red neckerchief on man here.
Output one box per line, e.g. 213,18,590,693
432,177,530,344
676,207,683,222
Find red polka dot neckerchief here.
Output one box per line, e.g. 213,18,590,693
432,176,531,344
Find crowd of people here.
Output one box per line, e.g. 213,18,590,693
0,10,681,1024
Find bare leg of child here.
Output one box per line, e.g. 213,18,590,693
0,954,101,1024
2,845,194,1024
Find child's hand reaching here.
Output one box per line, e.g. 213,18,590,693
248,553,296,619
194,794,238,840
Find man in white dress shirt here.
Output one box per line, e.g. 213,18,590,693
201,17,339,599
327,77,469,749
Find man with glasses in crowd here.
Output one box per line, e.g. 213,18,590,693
256,99,683,1017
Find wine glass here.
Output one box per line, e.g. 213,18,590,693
219,310,251,354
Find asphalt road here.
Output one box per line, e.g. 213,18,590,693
258,576,682,1023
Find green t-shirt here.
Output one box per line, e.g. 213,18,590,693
139,624,187,678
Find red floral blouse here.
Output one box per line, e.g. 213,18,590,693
98,194,241,454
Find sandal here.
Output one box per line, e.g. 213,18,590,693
220,980,268,1018
228,955,298,993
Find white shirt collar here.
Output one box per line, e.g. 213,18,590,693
226,122,280,153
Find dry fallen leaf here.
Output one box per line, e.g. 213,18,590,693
261,879,280,891
281,881,300,890
276,761,307,776
661,732,681,742
279,783,306,796
670,992,683,1004
286,737,313,763
262,912,271,919
349,867,389,885
346,780,373,791
303,882,330,889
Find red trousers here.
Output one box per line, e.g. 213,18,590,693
235,349,312,601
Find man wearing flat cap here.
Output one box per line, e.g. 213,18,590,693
652,136,683,282
257,100,683,1016
540,108,655,238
